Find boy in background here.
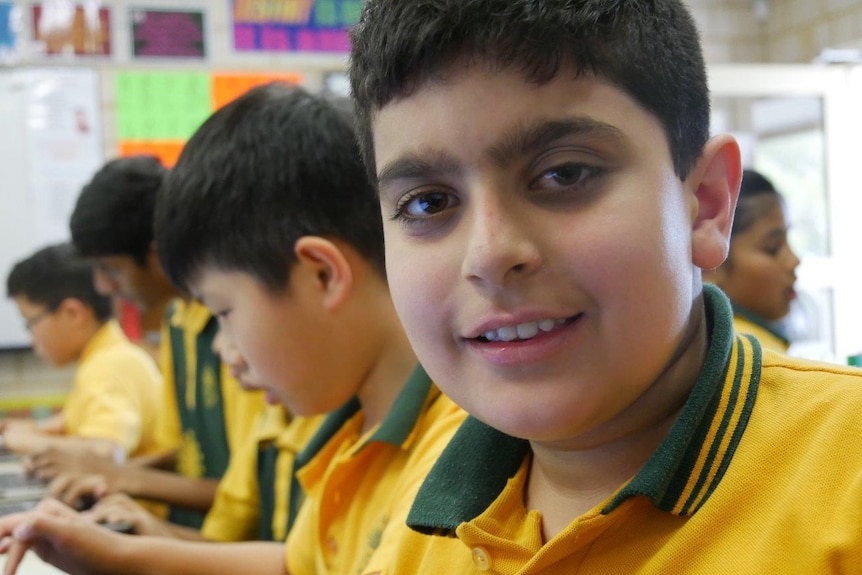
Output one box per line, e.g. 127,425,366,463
2,243,162,462
0,83,465,575
86,327,322,543
27,155,265,529
348,0,862,572
704,168,800,352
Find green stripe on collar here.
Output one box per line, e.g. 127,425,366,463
365,363,433,447
294,396,361,471
731,302,790,346
605,285,761,515
407,416,529,534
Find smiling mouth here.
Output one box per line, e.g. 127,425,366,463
476,314,582,343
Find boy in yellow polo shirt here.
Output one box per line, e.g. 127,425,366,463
26,156,266,530
344,0,862,573
86,330,321,543
0,84,465,574
704,169,800,353
2,243,162,461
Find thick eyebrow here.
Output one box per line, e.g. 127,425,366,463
487,117,626,166
376,117,625,190
377,150,462,190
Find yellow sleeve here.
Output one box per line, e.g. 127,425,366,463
152,321,182,453
200,411,266,542
62,346,162,455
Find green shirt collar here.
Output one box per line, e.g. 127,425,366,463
408,285,762,534
731,302,790,346
294,363,431,469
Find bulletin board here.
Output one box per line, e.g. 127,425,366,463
115,70,303,167
0,68,103,349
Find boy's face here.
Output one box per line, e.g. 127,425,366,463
373,64,721,444
191,268,355,414
91,253,170,311
14,295,77,366
713,196,799,321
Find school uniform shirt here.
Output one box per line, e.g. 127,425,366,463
63,319,163,458
201,405,322,542
284,365,467,575
154,298,266,528
388,284,862,574
732,305,790,353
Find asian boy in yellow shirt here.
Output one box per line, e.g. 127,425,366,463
2,243,162,461
0,83,465,575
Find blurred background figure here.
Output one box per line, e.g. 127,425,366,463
705,169,800,353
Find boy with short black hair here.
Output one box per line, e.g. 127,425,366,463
346,0,862,572
30,155,266,530
0,83,465,575
2,243,162,461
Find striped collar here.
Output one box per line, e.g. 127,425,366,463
731,302,790,347
407,285,762,533
293,363,432,470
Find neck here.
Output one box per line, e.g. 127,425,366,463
355,300,418,436
527,301,709,539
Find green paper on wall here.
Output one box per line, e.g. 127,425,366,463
116,71,212,140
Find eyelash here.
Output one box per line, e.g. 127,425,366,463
389,161,604,226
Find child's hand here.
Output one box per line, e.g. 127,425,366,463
25,446,117,480
47,472,109,510
0,498,132,575
87,494,171,537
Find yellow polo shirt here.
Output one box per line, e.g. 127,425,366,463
389,285,862,574
733,313,790,353
284,365,466,575
154,298,265,528
153,298,265,471
63,319,163,458
201,406,322,542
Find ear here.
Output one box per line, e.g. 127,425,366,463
294,236,353,311
57,297,89,322
688,134,742,271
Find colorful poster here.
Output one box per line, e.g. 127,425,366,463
0,2,18,59
31,3,111,56
131,8,206,59
231,0,362,52
212,72,303,110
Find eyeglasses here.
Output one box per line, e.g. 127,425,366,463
23,307,57,332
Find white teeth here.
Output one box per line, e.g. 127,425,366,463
481,318,566,342
516,322,539,339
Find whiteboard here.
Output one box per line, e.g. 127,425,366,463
0,68,103,348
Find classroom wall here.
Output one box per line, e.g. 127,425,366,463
2,0,862,407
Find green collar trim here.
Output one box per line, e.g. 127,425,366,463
407,285,761,534
365,363,433,447
293,364,429,470
732,303,790,346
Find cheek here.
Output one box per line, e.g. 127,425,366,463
386,242,450,349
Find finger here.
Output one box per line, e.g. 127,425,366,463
3,522,34,575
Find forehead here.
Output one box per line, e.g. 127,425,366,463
371,63,666,181
13,294,44,313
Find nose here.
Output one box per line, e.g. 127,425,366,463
785,244,801,275
93,268,119,297
460,191,541,287
212,328,247,373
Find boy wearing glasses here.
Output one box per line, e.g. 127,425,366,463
2,243,163,462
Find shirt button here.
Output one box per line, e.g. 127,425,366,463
327,536,338,554
471,546,491,571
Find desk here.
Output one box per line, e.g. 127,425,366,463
0,553,67,574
